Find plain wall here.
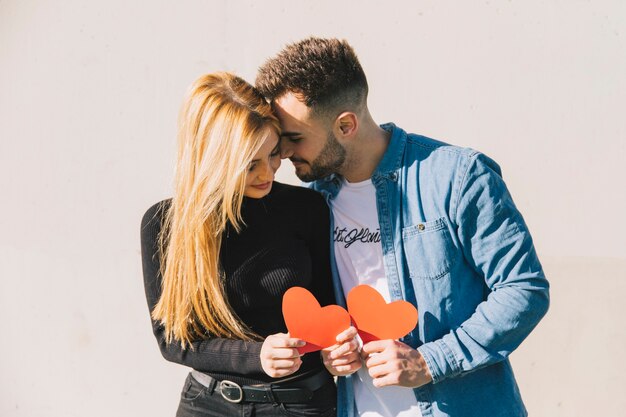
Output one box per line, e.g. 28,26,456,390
1,1,624,416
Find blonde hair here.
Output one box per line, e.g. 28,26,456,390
152,72,280,347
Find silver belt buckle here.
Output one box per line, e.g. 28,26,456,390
220,380,243,403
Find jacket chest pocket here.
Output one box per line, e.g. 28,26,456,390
402,217,456,280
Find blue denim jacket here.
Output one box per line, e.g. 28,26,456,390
310,124,550,417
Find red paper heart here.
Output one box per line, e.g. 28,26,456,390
282,287,351,354
347,285,418,344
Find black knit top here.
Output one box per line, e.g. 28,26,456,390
140,182,334,386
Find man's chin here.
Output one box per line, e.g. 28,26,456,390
293,163,331,182
295,171,316,183
296,172,325,183
294,165,312,182
295,172,314,182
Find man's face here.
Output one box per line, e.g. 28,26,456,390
274,93,346,182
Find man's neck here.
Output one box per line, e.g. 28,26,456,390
341,118,390,183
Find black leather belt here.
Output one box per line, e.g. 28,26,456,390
190,369,331,404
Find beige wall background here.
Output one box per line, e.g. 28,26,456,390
1,1,624,416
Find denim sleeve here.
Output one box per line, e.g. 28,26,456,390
417,152,550,383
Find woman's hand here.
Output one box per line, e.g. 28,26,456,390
260,333,305,378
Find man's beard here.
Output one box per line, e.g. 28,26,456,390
295,131,346,182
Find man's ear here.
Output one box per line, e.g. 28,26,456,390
335,112,358,138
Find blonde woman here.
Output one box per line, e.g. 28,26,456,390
141,73,337,417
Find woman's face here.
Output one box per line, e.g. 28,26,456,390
243,131,281,198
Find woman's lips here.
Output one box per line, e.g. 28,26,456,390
252,181,272,190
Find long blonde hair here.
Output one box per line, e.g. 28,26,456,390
152,72,280,347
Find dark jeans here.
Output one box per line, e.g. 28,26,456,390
175,372,337,417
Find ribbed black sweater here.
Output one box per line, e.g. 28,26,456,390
140,182,334,385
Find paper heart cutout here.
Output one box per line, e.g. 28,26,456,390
282,287,351,354
346,285,418,344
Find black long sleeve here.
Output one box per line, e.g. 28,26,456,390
140,182,334,386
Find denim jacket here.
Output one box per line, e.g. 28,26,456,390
310,124,550,417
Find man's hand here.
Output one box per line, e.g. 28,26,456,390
260,333,304,378
321,326,362,376
362,339,432,388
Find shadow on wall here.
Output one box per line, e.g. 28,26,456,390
512,256,626,417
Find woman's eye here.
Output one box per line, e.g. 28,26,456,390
248,163,257,172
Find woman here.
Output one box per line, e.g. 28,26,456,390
140,72,337,417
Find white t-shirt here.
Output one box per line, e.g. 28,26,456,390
332,178,422,417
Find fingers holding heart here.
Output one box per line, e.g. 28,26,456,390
321,346,362,376
361,339,432,388
260,333,305,378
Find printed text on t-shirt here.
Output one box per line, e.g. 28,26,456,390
334,226,381,248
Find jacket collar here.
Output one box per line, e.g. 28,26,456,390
372,123,405,182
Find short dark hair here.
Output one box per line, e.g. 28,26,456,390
256,37,368,119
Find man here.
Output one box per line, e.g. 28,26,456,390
256,37,549,417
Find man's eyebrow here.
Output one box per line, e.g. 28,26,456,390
280,131,301,138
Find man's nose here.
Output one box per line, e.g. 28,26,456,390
280,140,294,159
